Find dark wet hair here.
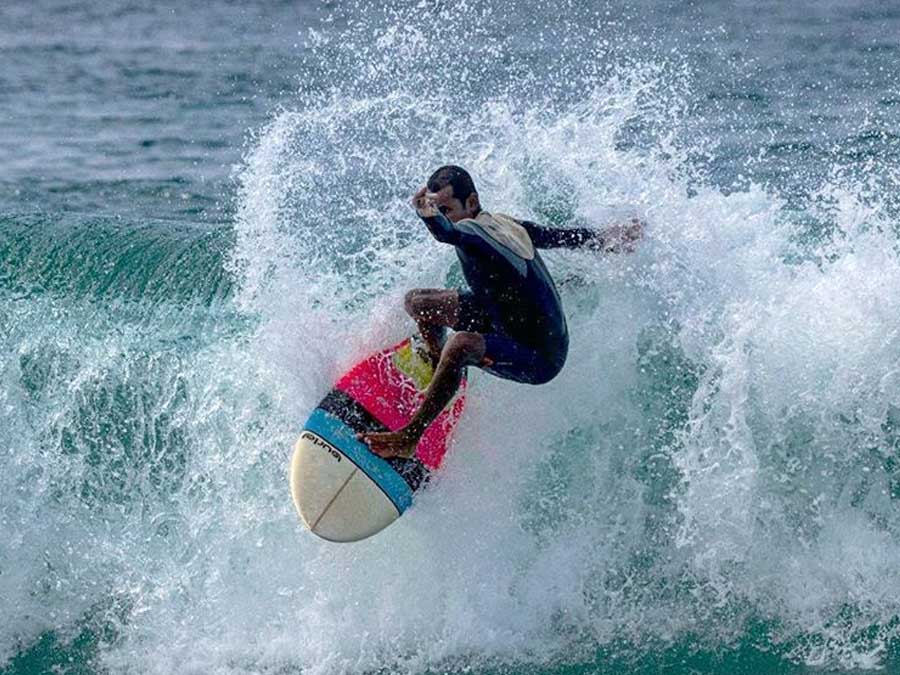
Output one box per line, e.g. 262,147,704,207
427,165,477,205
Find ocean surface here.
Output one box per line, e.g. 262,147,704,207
2,0,900,673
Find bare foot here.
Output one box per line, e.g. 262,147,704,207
359,428,420,459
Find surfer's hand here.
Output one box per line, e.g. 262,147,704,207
411,186,439,217
597,218,644,253
358,429,419,459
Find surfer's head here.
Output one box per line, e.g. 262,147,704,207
427,165,481,222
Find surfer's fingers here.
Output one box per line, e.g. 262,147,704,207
627,219,645,238
410,185,427,207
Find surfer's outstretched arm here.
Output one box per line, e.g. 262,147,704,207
361,331,485,459
521,218,643,253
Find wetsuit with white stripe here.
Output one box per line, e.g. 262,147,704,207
421,210,600,384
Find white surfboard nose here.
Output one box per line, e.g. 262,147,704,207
290,433,399,543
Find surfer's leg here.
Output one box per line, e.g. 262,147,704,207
404,289,460,363
361,331,486,459
404,289,493,363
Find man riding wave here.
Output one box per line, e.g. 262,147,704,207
361,165,642,458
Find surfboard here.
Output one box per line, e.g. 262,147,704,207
290,337,467,542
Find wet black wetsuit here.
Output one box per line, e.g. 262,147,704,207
421,211,601,384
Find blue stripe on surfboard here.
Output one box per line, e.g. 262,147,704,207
304,407,414,513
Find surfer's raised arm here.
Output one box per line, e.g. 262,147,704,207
519,218,644,254
411,185,464,245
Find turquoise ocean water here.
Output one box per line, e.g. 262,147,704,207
2,1,900,673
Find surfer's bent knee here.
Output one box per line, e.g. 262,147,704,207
403,288,423,317
403,288,458,320
442,331,486,365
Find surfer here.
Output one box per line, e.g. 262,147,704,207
361,165,642,458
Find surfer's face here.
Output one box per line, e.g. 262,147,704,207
431,185,478,223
